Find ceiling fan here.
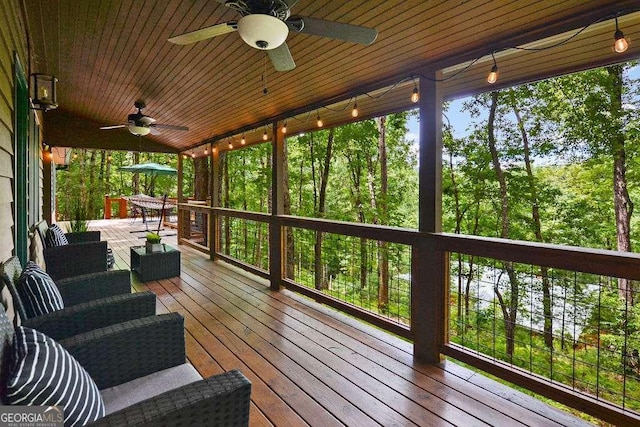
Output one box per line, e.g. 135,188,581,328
167,0,378,71
100,101,189,137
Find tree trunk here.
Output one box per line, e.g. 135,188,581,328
314,129,334,290
608,65,634,304
509,92,553,349
223,153,230,255
132,152,140,195
487,91,519,358
376,117,389,313
345,147,367,289
283,139,295,279
194,156,210,246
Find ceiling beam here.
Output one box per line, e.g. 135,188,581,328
43,109,178,153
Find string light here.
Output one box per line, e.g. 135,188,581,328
212,146,216,153
263,129,268,140
241,134,246,145
282,120,287,134
204,146,208,155
73,153,78,160
411,81,419,103
191,152,195,158
351,98,359,118
228,139,233,150
316,111,323,128
487,52,499,84
614,16,629,53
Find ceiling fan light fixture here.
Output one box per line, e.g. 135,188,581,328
129,125,151,136
237,14,288,50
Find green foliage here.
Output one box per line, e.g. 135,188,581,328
146,233,161,243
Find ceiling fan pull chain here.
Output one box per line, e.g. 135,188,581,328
262,53,269,95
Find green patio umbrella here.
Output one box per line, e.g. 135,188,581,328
119,162,177,198
118,162,177,175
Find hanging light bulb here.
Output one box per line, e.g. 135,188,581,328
317,111,323,128
107,155,112,161
282,121,287,134
228,140,233,149
411,82,419,103
204,147,208,155
73,153,78,160
614,16,629,53
241,134,246,145
351,99,359,118
487,53,498,84
183,154,187,159
263,129,268,140
191,152,195,158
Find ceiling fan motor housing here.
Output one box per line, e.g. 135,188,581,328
237,14,289,50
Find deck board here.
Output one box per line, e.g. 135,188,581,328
92,219,592,427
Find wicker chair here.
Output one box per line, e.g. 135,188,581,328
35,220,109,280
0,305,252,426
0,256,156,341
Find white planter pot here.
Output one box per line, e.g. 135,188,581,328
146,241,163,253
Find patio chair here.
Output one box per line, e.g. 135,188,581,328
0,256,156,341
0,305,252,426
35,220,114,280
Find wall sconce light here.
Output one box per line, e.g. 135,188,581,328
30,74,58,111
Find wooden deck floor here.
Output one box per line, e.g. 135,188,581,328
94,219,591,427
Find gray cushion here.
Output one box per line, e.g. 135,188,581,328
100,363,202,415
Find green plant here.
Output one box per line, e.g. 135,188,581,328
67,196,89,233
67,219,89,233
146,233,161,244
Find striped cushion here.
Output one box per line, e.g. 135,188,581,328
7,327,105,425
46,224,69,247
16,262,64,318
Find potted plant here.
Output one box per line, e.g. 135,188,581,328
145,232,163,253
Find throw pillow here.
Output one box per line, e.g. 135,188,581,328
16,262,64,318
7,326,105,425
46,224,69,247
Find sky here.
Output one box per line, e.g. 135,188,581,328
405,64,639,146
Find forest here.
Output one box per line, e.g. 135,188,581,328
57,61,639,419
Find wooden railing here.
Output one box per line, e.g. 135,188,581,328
177,206,640,425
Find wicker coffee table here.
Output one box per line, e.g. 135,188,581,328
130,244,181,282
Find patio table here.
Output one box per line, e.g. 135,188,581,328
130,244,180,282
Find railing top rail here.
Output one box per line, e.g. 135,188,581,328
432,232,640,280
205,208,640,280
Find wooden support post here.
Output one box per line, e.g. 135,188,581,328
177,153,184,245
104,195,111,219
413,73,445,363
43,154,53,224
209,146,219,260
269,121,284,290
119,196,127,219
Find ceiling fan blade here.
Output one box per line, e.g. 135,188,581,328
149,127,161,135
284,0,300,8
151,124,189,131
139,116,156,125
268,42,296,72
100,125,126,130
287,16,378,45
168,21,237,45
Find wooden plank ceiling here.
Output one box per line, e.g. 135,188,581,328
23,0,640,153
